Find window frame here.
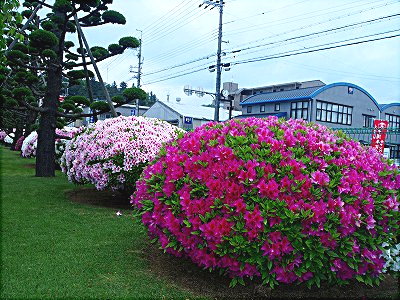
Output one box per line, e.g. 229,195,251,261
315,100,353,125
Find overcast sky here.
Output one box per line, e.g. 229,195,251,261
53,0,400,105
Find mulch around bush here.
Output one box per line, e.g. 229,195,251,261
65,187,399,300
142,242,399,299
66,187,132,209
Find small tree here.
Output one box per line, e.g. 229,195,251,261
3,0,146,177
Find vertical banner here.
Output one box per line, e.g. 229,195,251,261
370,119,389,153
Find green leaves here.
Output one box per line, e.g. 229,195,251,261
29,29,59,49
90,101,109,111
102,10,126,25
123,87,147,101
67,70,94,79
119,36,140,49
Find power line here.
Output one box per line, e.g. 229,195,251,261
142,0,195,36
224,0,398,51
142,14,399,79
140,0,396,80
233,32,400,66
145,9,211,46
223,0,393,37
142,31,400,85
225,13,400,57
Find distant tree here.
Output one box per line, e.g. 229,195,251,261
144,91,157,106
3,0,146,177
119,81,127,91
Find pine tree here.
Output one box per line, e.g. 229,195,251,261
2,0,147,177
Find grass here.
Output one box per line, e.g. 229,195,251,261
1,146,399,299
0,146,194,299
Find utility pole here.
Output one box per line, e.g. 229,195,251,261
136,29,143,116
200,0,225,121
215,0,224,122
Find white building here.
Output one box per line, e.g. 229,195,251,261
144,99,241,129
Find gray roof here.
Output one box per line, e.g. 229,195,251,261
241,86,322,105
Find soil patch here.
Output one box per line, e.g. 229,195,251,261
23,163,36,169
66,187,132,209
141,241,399,299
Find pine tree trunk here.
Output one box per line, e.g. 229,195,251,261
35,69,61,177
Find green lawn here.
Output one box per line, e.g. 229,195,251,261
1,146,398,299
0,147,193,299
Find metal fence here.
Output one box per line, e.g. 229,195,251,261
331,127,400,163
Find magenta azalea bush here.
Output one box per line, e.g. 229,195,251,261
15,136,25,151
132,117,400,288
61,116,183,192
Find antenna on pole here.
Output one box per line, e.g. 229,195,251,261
199,0,226,121
136,29,143,116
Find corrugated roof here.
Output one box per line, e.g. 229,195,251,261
158,100,241,121
241,86,322,105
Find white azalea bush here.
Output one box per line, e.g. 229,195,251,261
61,116,183,193
21,127,83,163
382,242,400,273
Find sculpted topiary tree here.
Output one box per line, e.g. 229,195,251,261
3,0,146,176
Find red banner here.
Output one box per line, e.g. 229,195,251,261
371,119,389,153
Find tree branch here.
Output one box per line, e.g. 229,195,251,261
20,100,48,113
77,7,103,22
7,4,43,51
56,102,127,119
80,22,108,27
33,1,53,9
63,49,124,68
13,62,50,71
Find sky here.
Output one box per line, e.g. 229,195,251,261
39,0,400,105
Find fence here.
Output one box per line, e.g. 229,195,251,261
331,127,400,163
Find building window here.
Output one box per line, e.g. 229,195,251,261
363,114,375,128
290,101,309,120
316,100,352,125
280,88,284,91
386,113,400,128
389,145,400,159
247,106,252,114
275,103,280,111
260,105,265,112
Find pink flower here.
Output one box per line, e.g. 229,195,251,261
311,171,330,186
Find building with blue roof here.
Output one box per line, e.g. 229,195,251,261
239,81,382,129
224,80,399,163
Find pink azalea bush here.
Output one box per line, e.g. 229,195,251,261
132,117,400,288
61,116,183,192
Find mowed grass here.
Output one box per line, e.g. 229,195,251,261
0,147,193,299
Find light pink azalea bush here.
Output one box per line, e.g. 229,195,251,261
132,117,400,288
0,131,7,142
61,116,183,192
21,131,37,157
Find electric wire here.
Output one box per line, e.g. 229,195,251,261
142,31,400,85
142,15,399,78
